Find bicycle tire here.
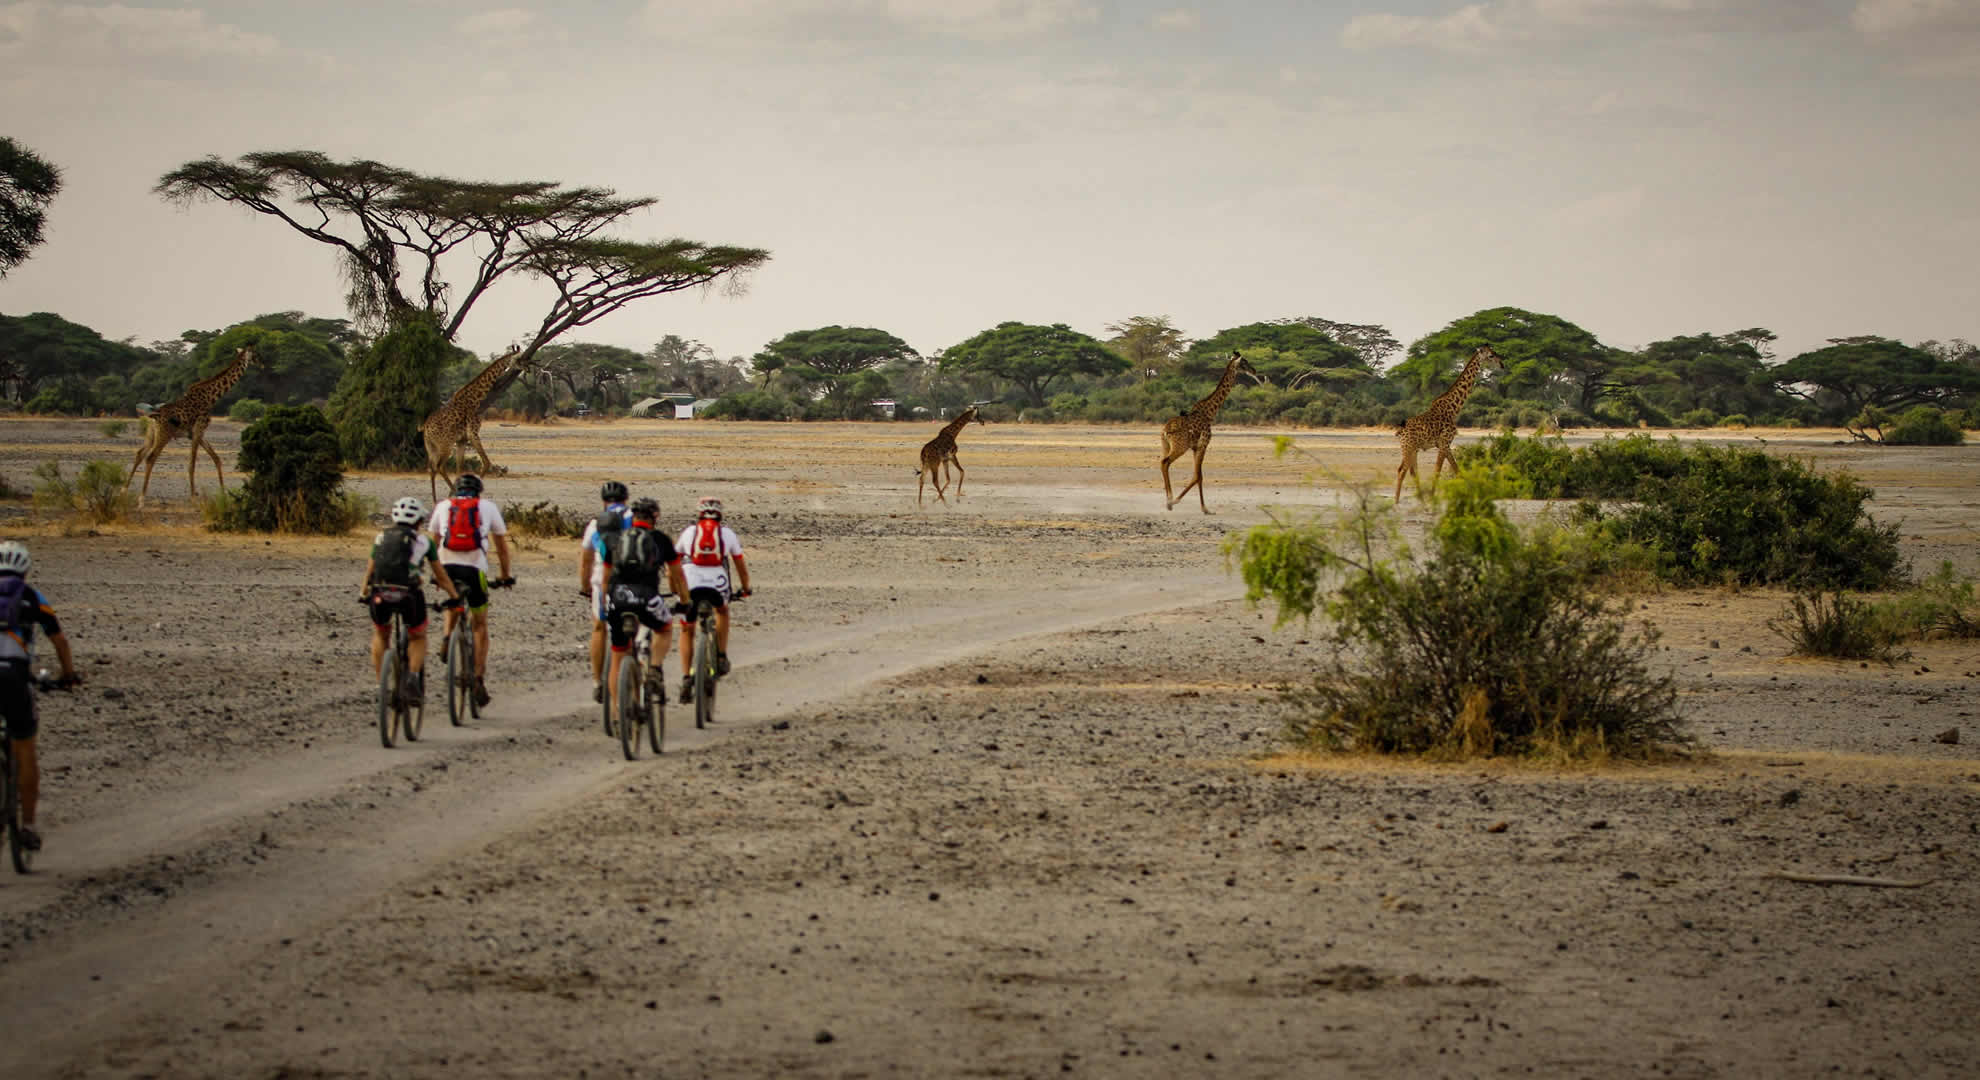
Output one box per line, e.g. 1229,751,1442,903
463,618,481,722
378,638,398,749
644,655,665,756
617,649,642,761
397,625,422,742
4,745,27,874
693,613,715,730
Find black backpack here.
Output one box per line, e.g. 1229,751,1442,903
607,525,662,585
373,525,420,586
0,574,27,641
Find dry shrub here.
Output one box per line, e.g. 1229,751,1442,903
33,459,135,524
1768,591,1908,663
507,500,586,539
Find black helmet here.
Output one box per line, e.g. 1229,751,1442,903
630,497,660,521
454,473,483,497
600,480,629,504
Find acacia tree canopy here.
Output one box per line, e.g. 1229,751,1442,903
1772,339,1980,420
751,326,917,379
1183,322,1366,387
0,136,62,276
939,322,1126,407
1398,307,1613,413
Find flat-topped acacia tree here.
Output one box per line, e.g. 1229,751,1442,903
156,151,769,465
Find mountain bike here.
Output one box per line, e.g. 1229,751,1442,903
681,590,747,731
613,608,666,760
3,671,72,874
442,575,512,727
366,588,459,750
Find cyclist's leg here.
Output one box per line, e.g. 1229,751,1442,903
470,570,492,680
605,599,638,709
367,593,395,676
405,591,431,680
5,674,41,830
712,603,732,671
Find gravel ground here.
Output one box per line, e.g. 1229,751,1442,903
0,417,1974,1078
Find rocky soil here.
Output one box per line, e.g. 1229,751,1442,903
0,417,1974,1078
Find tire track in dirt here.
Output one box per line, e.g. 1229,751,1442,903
0,572,1239,1074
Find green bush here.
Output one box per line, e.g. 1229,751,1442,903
33,459,134,523
25,375,95,416
705,390,802,421
1867,562,1980,640
1678,409,1719,428
1768,591,1907,662
98,419,130,439
208,404,364,533
1883,407,1964,446
1227,463,1686,761
228,397,269,424
1457,435,1905,590
325,314,450,468
1717,414,1750,429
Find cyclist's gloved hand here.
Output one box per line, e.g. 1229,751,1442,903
443,597,465,610
578,587,592,599
734,588,752,600
54,673,81,690
496,576,517,588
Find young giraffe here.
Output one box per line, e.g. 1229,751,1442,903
916,405,983,506
1160,350,1259,513
422,344,525,502
124,344,262,507
1393,344,1505,502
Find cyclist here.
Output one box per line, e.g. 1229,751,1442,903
601,497,689,719
578,480,631,704
675,495,752,704
361,497,464,698
428,473,513,708
0,540,82,855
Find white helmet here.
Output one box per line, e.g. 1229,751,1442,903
0,541,27,576
696,495,723,518
390,496,426,525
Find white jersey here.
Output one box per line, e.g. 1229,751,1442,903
428,496,508,572
675,521,743,595
580,504,628,619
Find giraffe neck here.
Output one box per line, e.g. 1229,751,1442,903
939,411,974,441
1190,356,1245,419
1430,351,1486,419
175,349,256,416
449,349,521,415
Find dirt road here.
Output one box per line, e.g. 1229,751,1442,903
0,418,1975,1077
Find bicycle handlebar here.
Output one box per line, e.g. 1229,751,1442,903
32,670,79,692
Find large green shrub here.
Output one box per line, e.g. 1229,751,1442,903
325,314,449,468
33,459,134,523
1227,462,1686,760
1457,434,1905,589
228,397,268,424
1883,407,1964,446
210,404,367,533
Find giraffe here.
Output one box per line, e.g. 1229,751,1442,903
1392,344,1505,502
422,344,525,502
915,405,983,506
1160,350,1259,513
125,344,262,507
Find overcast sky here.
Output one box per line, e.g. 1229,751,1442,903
3,0,1976,366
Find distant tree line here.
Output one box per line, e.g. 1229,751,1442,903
7,307,1976,440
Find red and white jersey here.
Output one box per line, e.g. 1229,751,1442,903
675,520,743,594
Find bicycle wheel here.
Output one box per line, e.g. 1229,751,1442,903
462,619,482,722
616,650,642,761
644,656,665,755
4,746,28,874
693,619,715,730
377,639,398,749
447,624,472,726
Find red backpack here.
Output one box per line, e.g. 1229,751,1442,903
688,519,726,567
443,496,483,553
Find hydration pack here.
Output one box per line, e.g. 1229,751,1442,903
608,525,663,586
442,496,483,552
688,519,726,568
0,574,27,641
372,525,420,586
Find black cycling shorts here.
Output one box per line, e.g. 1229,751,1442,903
684,586,728,623
607,584,671,651
443,565,490,611
1,662,37,741
368,585,429,633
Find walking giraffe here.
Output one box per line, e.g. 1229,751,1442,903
1393,344,1505,502
1159,350,1259,513
422,344,525,502
125,344,262,507
916,405,983,506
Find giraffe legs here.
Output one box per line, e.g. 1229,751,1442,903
949,454,966,499
1394,448,1418,502
1159,434,1188,511
1168,445,1212,514
194,433,228,497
